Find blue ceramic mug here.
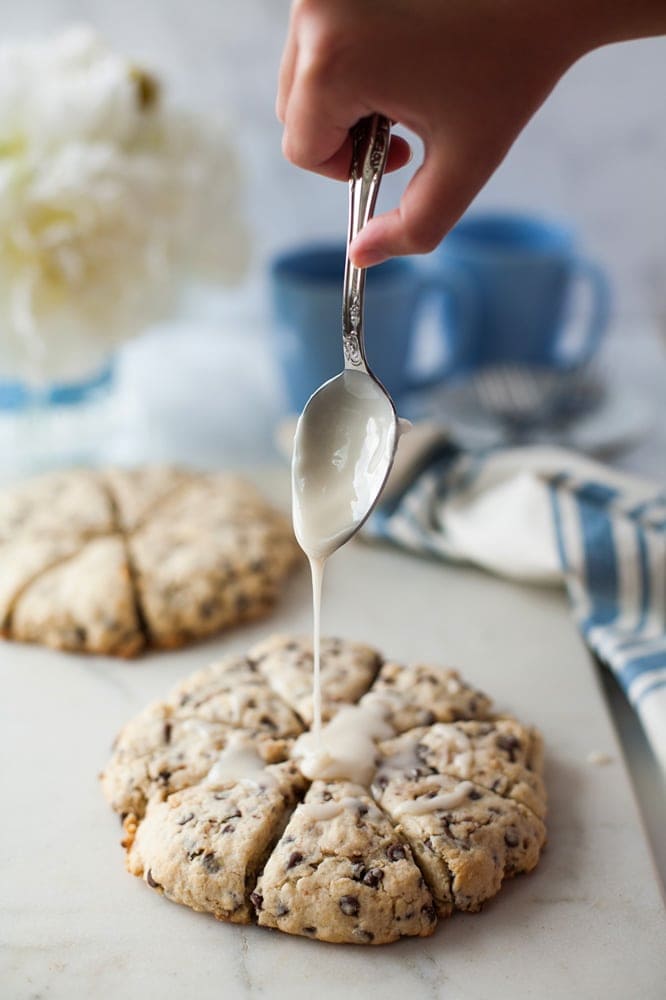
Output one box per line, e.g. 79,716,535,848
269,243,475,412
435,212,610,370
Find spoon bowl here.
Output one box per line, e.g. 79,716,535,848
292,368,397,560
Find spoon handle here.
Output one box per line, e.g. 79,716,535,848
342,114,391,372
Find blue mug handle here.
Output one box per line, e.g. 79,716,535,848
555,257,611,367
402,264,477,392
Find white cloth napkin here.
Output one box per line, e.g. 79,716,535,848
365,426,666,774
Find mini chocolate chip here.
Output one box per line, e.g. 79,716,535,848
375,774,389,791
339,895,359,916
321,790,333,801
250,891,263,912
177,812,195,826
362,868,384,888
222,823,235,834
496,734,521,762
351,862,367,882
259,714,277,730
422,902,437,922
146,868,161,889
187,848,204,861
202,852,220,873
286,851,303,870
158,769,171,783
504,829,520,847
276,902,290,917
424,837,436,853
468,788,483,800
386,844,406,862
357,803,369,816
163,722,172,744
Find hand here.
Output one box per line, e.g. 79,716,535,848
277,0,665,267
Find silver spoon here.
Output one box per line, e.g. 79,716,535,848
291,115,399,561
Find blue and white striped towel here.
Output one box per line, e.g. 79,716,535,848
365,430,666,774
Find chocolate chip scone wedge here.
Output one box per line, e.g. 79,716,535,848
101,654,304,818
0,469,121,644
248,635,382,724
367,660,493,733
254,779,437,944
11,536,144,657
165,654,304,741
127,476,300,649
101,466,197,532
0,468,115,540
124,757,306,924
101,705,237,820
372,740,546,914
378,719,547,820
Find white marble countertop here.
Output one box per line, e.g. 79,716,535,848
2,469,665,999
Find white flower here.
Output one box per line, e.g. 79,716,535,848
0,26,249,381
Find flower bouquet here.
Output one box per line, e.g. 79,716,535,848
0,25,248,465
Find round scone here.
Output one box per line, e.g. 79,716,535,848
102,635,547,945
0,467,300,656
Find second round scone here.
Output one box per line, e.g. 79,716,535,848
0,467,301,657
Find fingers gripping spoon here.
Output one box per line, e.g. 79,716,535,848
291,115,399,746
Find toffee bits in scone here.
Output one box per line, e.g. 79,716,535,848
0,467,300,656
102,635,547,945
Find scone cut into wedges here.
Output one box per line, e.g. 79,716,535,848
102,635,548,945
0,466,300,657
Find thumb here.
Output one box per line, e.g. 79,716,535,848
349,144,473,266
